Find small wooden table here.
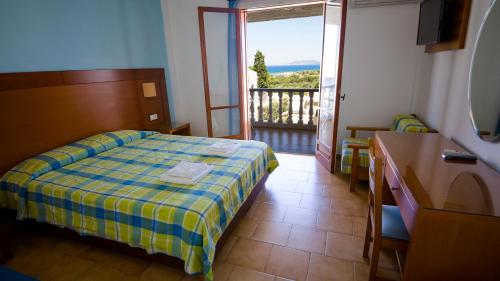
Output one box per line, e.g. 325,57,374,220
168,122,191,136
374,132,500,281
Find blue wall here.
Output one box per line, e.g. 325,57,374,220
0,0,174,119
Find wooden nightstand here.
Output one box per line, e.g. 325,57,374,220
169,122,191,136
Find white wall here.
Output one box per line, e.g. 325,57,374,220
247,69,258,88
160,0,228,136
337,3,424,150
412,0,500,171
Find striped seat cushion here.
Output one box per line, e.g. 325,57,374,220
391,114,429,133
341,138,369,174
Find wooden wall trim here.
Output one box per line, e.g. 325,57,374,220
62,69,138,85
0,68,168,90
62,69,169,85
0,71,63,91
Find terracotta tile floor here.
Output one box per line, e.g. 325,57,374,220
4,153,401,281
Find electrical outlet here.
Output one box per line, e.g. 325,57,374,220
149,113,158,121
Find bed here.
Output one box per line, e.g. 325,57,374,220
0,130,278,280
0,69,277,281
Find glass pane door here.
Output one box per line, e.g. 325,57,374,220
316,2,345,172
198,7,245,139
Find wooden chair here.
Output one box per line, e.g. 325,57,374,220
341,114,436,192
363,140,409,281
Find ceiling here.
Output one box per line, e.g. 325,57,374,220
247,3,324,23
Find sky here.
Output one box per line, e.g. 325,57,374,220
246,16,323,66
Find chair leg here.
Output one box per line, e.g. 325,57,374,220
350,148,360,192
363,209,372,258
349,172,357,192
368,238,381,281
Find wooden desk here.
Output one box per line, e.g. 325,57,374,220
375,132,500,281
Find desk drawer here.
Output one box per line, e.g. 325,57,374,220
385,162,417,234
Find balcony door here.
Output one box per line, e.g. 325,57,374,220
316,0,347,172
198,7,248,139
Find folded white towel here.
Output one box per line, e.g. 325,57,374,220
205,143,241,156
160,161,213,185
166,162,210,178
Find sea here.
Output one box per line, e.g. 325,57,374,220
267,64,320,74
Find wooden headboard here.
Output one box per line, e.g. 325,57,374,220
0,68,172,175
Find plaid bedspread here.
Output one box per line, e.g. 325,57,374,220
0,131,278,280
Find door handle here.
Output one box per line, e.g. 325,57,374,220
340,93,346,101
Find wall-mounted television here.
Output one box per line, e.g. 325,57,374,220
417,0,446,45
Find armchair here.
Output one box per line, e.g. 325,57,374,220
341,114,436,192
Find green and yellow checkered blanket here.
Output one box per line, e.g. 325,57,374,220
0,130,278,280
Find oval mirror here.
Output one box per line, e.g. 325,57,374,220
469,0,500,142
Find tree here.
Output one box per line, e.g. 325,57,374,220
268,70,320,89
253,50,270,88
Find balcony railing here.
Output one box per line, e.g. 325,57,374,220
249,88,319,130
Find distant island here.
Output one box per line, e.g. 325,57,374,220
286,60,320,65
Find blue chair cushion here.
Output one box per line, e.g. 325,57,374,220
382,205,410,241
